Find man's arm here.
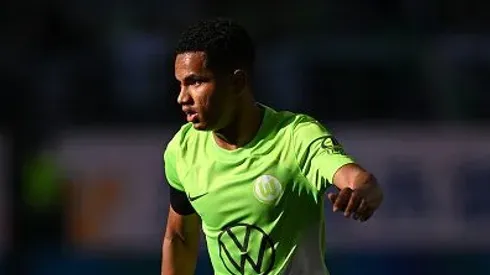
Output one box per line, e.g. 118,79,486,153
162,138,201,275
330,163,383,221
162,187,201,275
292,115,383,221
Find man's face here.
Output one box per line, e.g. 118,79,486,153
175,52,237,131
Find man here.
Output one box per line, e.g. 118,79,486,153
162,18,383,275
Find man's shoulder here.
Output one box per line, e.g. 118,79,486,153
171,122,197,142
264,107,330,148
265,105,318,130
164,123,203,155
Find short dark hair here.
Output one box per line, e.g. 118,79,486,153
175,18,255,73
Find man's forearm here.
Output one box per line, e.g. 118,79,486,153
162,234,198,275
350,171,383,200
348,169,376,189
330,164,383,221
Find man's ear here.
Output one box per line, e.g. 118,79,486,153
231,69,248,94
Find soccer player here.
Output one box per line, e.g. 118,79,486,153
162,18,383,275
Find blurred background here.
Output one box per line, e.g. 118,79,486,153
2,0,490,274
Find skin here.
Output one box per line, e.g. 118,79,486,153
162,51,383,275
162,207,200,275
330,164,383,221
173,52,262,149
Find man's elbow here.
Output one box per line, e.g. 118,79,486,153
163,225,200,254
163,230,190,250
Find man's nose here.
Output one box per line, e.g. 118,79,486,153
177,87,191,105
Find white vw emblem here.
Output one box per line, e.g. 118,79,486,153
253,175,283,203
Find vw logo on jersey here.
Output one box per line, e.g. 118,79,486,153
218,223,276,275
253,175,283,204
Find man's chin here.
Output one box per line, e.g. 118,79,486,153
191,121,212,131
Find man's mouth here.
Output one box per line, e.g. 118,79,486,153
184,111,198,122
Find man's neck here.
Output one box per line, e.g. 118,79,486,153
213,101,263,150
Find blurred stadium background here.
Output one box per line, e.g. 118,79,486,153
2,1,490,274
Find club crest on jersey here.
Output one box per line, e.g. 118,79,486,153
253,175,283,204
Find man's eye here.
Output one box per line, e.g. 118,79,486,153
193,80,202,86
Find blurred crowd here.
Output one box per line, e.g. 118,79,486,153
3,0,490,132
2,1,490,274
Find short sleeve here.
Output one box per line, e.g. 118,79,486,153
163,139,185,192
293,115,355,193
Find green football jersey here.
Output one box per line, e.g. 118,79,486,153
164,105,355,275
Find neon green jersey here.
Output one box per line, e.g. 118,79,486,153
164,105,355,275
